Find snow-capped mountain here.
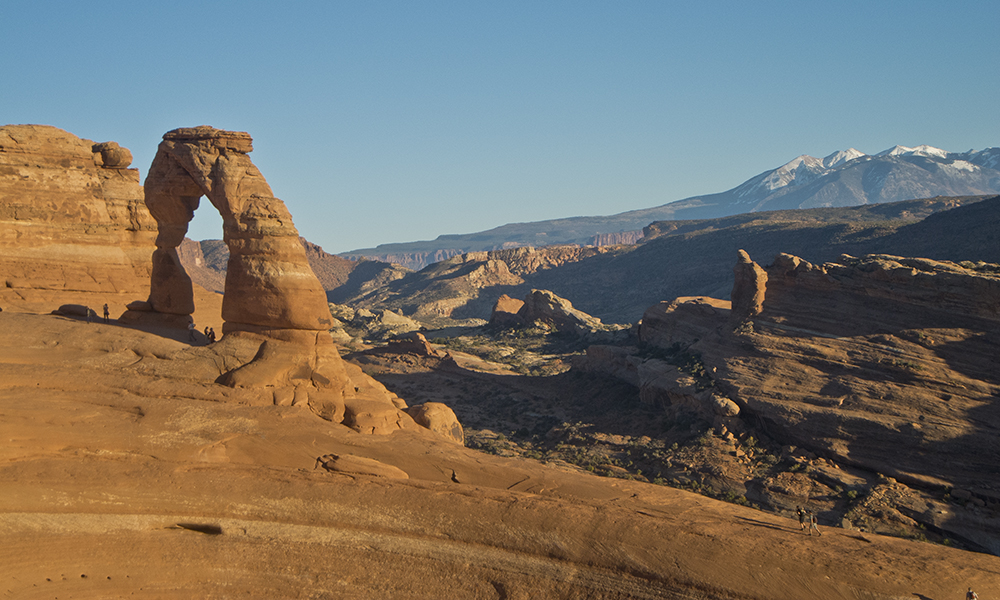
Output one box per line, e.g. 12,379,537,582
875,144,950,159
345,144,1000,266
715,144,1000,214
823,148,866,168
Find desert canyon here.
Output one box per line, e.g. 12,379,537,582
2,124,1000,599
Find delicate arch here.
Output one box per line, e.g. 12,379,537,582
143,127,332,336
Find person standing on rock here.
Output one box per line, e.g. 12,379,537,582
967,587,978,600
188,320,197,343
796,506,806,532
808,511,821,536
103,303,110,323
208,327,217,343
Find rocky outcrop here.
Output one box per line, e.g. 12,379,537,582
316,453,409,479
488,294,526,328
482,246,615,276
176,238,227,293
518,289,603,331
300,238,358,290
483,289,631,342
377,332,442,358
335,253,523,326
635,250,1000,551
762,252,1000,334
638,296,732,350
574,339,740,423
730,249,767,326
343,249,464,272
0,125,157,313
330,245,620,326
574,345,640,386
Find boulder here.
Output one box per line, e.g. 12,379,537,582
54,304,95,318
407,402,464,444
705,392,741,417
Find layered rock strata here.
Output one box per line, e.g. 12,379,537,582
0,125,157,312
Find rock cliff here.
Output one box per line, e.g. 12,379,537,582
0,125,157,312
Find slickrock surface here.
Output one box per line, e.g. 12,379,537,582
0,125,157,313
2,311,999,599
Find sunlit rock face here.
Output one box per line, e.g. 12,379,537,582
0,124,157,312
143,126,332,336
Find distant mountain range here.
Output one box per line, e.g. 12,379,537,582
339,194,1000,325
342,145,1000,269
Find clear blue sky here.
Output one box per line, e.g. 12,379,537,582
4,1,998,253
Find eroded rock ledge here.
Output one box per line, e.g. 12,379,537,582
0,124,157,312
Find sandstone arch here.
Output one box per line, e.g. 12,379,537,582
135,127,420,435
143,126,332,338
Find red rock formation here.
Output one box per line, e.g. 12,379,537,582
0,125,157,312
176,238,227,293
135,126,425,436
488,294,526,328
730,249,767,326
635,251,1000,550
142,126,332,336
517,289,604,330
